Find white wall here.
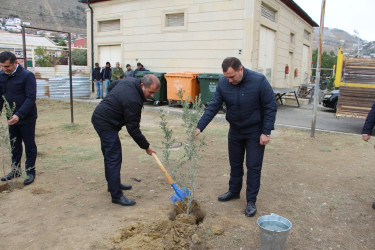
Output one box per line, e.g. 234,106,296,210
87,0,314,88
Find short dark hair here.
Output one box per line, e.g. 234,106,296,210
141,74,160,89
137,62,141,66
126,64,131,67
106,62,110,65
222,57,242,72
0,51,17,63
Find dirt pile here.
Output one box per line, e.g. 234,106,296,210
169,200,206,224
112,200,207,249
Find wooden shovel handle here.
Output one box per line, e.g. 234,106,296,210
152,153,174,185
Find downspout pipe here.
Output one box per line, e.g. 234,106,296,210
88,0,94,92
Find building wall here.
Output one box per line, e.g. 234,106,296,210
87,0,314,88
253,0,314,88
91,0,247,73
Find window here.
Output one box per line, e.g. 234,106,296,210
261,3,276,22
162,9,187,32
165,13,184,27
98,19,120,32
304,30,310,40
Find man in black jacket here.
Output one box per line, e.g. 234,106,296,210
0,51,37,185
195,57,277,217
91,74,160,206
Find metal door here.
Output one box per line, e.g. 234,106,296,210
258,26,275,84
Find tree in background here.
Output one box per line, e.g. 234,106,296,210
34,46,53,67
312,49,337,90
72,49,87,66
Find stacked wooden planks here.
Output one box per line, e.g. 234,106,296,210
341,58,375,84
337,86,375,119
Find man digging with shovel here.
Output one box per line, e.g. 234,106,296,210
92,74,160,206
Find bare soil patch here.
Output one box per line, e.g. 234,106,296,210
0,99,374,249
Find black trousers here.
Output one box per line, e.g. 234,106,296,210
94,127,123,199
9,120,37,174
227,129,265,203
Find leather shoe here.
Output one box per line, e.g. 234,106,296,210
112,196,136,206
1,169,22,181
372,202,375,209
24,173,35,185
245,201,257,217
121,184,132,190
107,183,132,192
218,191,240,202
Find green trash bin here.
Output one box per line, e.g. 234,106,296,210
135,71,167,106
197,73,223,104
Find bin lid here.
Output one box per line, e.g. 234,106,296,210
197,73,223,80
135,72,166,78
135,71,152,77
165,71,200,77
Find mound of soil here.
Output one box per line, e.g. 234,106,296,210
112,199,207,249
169,199,206,224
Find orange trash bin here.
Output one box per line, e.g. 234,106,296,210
165,71,200,105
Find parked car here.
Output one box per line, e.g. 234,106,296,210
322,90,339,111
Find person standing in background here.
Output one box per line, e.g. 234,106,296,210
125,64,134,78
101,62,112,97
133,62,149,77
111,62,124,81
93,62,103,99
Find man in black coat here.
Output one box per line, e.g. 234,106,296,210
195,57,277,217
0,51,37,185
91,74,160,206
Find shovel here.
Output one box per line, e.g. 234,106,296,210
152,153,190,204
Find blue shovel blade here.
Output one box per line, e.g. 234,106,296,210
171,183,190,204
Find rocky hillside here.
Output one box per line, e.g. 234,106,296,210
313,27,375,57
0,0,86,34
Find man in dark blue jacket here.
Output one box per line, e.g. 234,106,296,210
0,51,37,185
195,57,277,217
361,102,375,209
132,62,149,77
92,74,160,206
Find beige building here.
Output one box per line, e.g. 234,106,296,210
80,0,318,89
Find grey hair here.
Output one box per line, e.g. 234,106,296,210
141,74,160,88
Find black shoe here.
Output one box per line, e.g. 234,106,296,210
373,202,375,209
96,97,100,99
1,169,22,181
107,184,132,192
218,191,240,202
121,184,132,190
112,196,136,206
245,201,257,217
24,173,35,185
